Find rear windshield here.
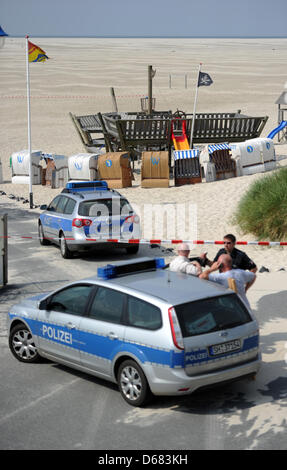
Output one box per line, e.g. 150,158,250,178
78,198,132,217
174,294,252,338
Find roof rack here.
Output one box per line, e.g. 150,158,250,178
97,257,165,280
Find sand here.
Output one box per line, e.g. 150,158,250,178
1,37,287,270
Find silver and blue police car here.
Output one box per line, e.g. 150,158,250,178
38,181,140,258
7,258,261,407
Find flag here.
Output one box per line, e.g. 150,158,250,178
198,71,213,87
28,40,49,62
0,25,8,48
0,25,8,36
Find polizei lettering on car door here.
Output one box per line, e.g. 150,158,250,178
41,325,73,345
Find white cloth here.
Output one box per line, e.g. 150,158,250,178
208,269,255,309
169,255,199,276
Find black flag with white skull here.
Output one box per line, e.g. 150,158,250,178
197,71,213,87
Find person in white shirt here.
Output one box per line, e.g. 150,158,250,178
199,254,256,309
169,243,202,276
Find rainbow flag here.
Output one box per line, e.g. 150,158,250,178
28,40,49,62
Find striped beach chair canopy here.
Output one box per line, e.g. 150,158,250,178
173,149,200,160
208,143,230,154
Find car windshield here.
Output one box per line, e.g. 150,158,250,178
78,198,132,217
174,294,252,338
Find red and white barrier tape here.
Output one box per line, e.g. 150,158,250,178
0,94,146,100
2,235,287,246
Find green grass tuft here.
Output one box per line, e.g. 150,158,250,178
233,167,287,241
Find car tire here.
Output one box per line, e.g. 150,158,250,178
9,324,41,363
117,360,151,407
60,233,72,259
126,244,139,255
38,223,50,246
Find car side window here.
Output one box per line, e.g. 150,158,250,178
48,196,61,212
127,296,162,330
64,198,76,215
48,284,94,316
56,196,68,214
89,287,125,324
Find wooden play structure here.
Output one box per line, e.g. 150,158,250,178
70,110,268,162
68,68,269,188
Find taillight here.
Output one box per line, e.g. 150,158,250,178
168,307,184,350
125,214,140,224
72,218,92,228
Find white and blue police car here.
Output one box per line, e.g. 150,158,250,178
38,181,140,258
8,258,261,407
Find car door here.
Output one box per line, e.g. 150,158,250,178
56,195,75,241
78,286,126,377
41,195,61,240
37,283,95,365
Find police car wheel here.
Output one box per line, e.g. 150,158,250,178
38,223,50,246
118,360,150,407
60,233,72,259
9,324,41,363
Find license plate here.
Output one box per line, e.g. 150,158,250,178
209,339,241,356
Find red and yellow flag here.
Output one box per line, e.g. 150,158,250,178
28,40,49,62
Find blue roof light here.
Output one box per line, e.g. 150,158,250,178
66,181,108,192
97,257,166,280
155,258,165,269
97,264,116,280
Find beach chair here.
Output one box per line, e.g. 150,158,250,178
173,150,202,186
208,145,237,180
98,152,133,189
141,151,169,188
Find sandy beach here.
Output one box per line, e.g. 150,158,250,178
1,37,287,270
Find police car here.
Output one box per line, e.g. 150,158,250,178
38,181,140,258
7,258,261,407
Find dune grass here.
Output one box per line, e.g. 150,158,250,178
233,167,287,241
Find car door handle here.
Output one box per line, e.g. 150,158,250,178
66,322,76,330
108,332,118,340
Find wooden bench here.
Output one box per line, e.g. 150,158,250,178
102,114,173,165
183,113,268,143
69,112,107,152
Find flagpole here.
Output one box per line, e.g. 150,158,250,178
25,35,33,209
189,63,202,149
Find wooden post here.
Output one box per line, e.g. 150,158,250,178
110,87,118,113
148,65,153,115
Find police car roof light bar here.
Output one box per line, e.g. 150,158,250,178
97,257,165,280
65,181,108,192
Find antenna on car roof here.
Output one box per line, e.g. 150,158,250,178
167,269,171,284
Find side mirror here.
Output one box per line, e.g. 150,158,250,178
38,299,50,310
40,204,48,210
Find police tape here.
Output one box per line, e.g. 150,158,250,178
2,234,287,246
0,93,147,100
